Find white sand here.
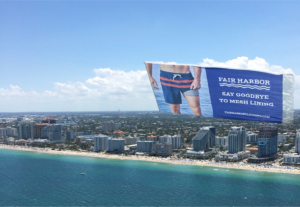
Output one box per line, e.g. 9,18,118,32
1,144,300,175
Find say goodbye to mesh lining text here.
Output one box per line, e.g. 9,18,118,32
219,92,274,107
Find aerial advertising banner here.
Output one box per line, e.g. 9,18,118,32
145,62,294,123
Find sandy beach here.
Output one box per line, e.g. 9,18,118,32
1,144,300,175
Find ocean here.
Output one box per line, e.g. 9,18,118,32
1,148,300,206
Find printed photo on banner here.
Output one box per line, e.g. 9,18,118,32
145,61,294,123
145,63,213,117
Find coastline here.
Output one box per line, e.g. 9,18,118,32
1,144,300,175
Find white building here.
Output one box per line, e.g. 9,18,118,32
137,141,154,153
159,134,181,149
283,154,300,164
246,133,258,143
228,127,246,153
0,127,18,137
278,134,287,143
7,127,17,137
215,136,228,150
125,136,140,145
33,139,49,144
215,151,250,161
108,138,124,152
296,129,300,153
6,137,15,144
15,139,27,144
0,128,7,137
154,143,172,156
186,148,219,157
94,135,109,152
18,121,35,139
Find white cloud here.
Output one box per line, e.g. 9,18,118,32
200,56,294,74
0,69,156,112
0,57,299,111
0,85,38,98
86,68,151,98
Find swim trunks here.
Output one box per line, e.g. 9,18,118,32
160,70,199,104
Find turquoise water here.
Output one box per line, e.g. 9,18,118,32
1,149,300,206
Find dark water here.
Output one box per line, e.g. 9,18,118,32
1,149,300,206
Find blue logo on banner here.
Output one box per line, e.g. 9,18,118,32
205,68,283,123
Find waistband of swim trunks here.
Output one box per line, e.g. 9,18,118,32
160,70,192,76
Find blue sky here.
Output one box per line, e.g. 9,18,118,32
0,1,299,112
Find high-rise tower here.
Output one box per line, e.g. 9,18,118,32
18,121,35,139
257,126,278,157
228,127,246,153
295,129,300,154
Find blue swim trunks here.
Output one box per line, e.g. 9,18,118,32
160,70,198,104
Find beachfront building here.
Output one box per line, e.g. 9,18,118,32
170,135,181,149
154,143,172,156
246,133,258,144
66,130,74,141
159,135,181,149
278,134,287,143
6,137,15,144
7,127,17,137
257,126,278,157
94,135,109,152
18,121,35,139
215,136,228,150
32,139,49,144
34,123,50,138
192,129,209,151
215,151,250,161
125,136,140,145
283,154,300,164
0,127,18,137
186,148,219,158
0,128,7,137
228,127,246,153
296,129,300,153
41,124,63,143
192,127,215,151
108,138,124,152
15,139,27,145
206,126,216,147
137,141,154,153
248,126,278,163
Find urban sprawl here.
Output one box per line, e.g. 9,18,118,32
1,111,300,167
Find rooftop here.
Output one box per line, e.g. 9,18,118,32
192,129,209,141
113,130,124,133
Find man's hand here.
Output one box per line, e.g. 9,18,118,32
150,77,159,89
190,79,201,90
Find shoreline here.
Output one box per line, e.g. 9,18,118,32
1,144,300,175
